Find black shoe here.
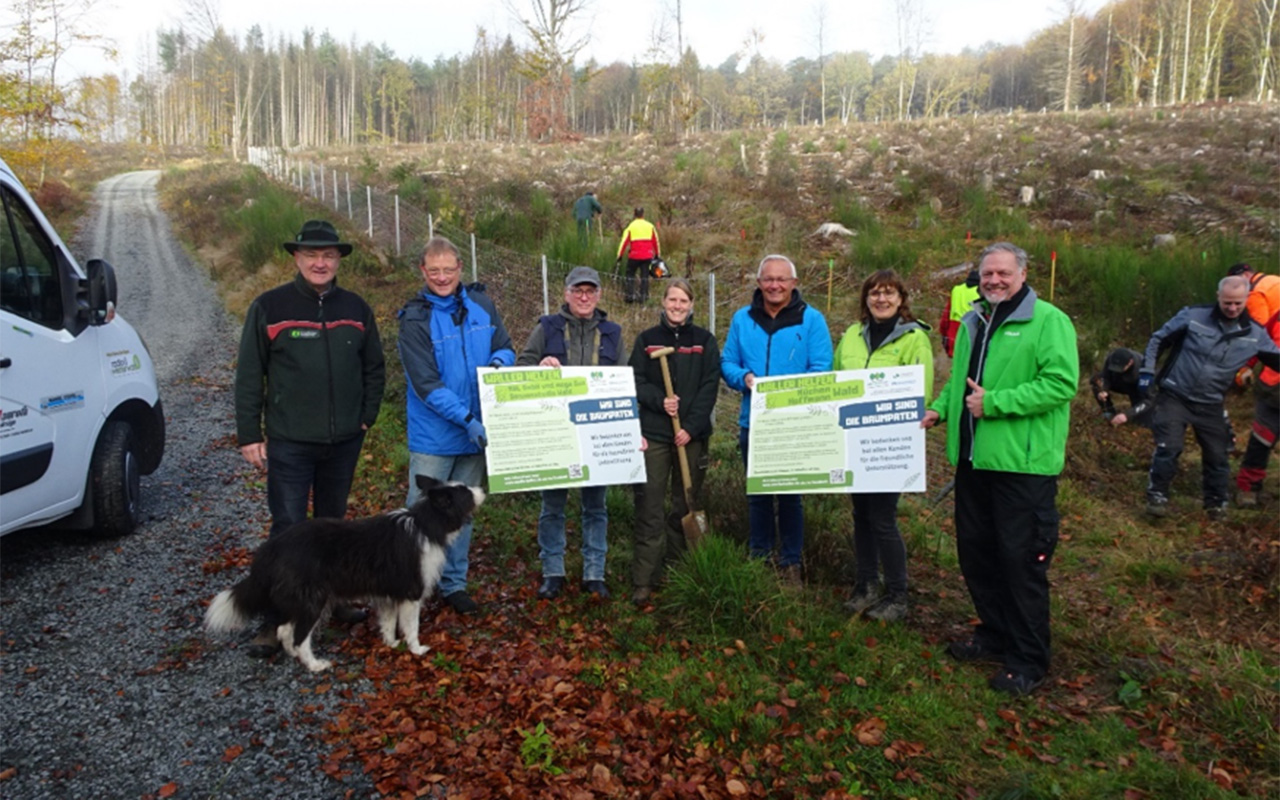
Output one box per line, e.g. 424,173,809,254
331,604,369,624
583,580,610,599
947,637,1004,663
537,576,565,600
443,591,479,615
988,668,1044,697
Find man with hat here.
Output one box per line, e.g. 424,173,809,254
235,220,386,656
518,266,623,600
1090,347,1152,426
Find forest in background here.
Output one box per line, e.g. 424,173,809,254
2,0,1278,168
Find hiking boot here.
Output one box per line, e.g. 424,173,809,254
1204,503,1229,522
1145,496,1169,518
331,604,368,624
583,580,610,599
537,576,565,600
779,564,803,588
1236,490,1260,509
864,594,908,623
631,586,653,606
842,584,880,615
947,637,1004,663
988,668,1044,697
443,591,479,615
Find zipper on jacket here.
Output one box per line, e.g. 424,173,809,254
967,300,999,464
319,293,337,441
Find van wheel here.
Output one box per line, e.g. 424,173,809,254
91,421,141,536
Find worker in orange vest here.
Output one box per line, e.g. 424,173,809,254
1229,262,1280,507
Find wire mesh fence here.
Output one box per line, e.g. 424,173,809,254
247,147,957,530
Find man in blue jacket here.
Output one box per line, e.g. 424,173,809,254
721,254,833,585
1141,275,1280,520
398,237,515,614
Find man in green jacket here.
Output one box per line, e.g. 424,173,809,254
921,242,1078,697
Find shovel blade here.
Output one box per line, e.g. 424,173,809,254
682,509,709,547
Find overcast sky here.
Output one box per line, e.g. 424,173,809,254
63,0,1100,79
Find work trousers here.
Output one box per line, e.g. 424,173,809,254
624,258,651,303
632,438,708,588
955,461,1060,681
1147,392,1232,507
1237,382,1280,493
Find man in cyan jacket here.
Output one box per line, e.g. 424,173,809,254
922,242,1078,697
1141,275,1280,519
398,236,515,615
720,254,833,586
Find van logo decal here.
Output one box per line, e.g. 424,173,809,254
108,351,143,376
41,392,86,412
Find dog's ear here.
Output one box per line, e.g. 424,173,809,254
415,474,445,494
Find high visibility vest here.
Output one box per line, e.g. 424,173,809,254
949,282,981,322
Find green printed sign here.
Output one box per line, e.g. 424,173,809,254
764,379,865,409
746,471,855,493
493,377,589,402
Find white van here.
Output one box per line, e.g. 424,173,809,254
0,157,165,536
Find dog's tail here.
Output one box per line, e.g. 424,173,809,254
204,586,252,633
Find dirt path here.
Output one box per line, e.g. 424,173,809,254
0,172,374,800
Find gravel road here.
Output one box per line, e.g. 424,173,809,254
0,171,376,799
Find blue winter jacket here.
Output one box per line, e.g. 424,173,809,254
398,285,515,455
721,288,833,429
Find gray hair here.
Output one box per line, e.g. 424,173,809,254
757,254,797,279
1218,275,1249,293
419,236,461,265
978,242,1028,271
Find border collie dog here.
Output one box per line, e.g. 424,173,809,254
205,475,484,672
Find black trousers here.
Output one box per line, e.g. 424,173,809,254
1147,392,1232,507
954,461,1060,680
624,258,651,302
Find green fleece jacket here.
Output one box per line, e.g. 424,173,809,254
930,288,1078,476
833,317,934,400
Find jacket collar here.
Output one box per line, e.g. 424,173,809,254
293,272,335,299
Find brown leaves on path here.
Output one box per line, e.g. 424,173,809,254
319,587,771,799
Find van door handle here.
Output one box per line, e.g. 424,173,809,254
0,357,10,368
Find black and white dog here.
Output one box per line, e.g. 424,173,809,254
205,475,484,672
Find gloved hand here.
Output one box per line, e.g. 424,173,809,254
1137,371,1154,398
466,419,488,448
1235,366,1253,387
488,359,503,370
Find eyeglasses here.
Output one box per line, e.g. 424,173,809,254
424,268,461,279
868,288,899,298
758,276,795,285
568,286,599,297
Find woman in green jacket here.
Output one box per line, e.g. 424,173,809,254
832,270,933,621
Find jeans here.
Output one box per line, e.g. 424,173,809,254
408,451,487,597
538,486,608,581
739,427,804,568
850,492,907,596
1147,392,1232,507
266,434,366,538
955,462,1059,681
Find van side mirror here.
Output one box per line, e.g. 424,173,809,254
80,259,118,326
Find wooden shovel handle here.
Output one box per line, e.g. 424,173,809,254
657,352,696,496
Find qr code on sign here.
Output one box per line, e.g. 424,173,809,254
568,464,583,479
828,469,845,484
